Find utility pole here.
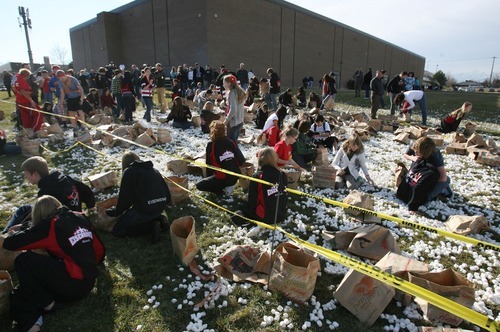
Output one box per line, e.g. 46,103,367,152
489,56,496,87
18,6,34,69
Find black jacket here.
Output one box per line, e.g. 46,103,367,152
396,158,439,211
269,72,281,94
206,138,245,181
107,161,170,217
38,171,95,211
246,165,287,224
3,207,105,280
387,75,404,94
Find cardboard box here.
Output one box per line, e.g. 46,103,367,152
334,269,395,325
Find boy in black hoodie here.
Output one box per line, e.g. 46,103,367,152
2,156,95,233
106,152,170,242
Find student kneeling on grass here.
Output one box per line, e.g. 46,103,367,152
3,195,105,332
232,148,288,227
106,152,170,243
3,156,95,234
332,132,374,190
396,137,440,214
196,121,245,196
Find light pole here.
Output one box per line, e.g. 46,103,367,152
435,64,439,73
489,57,496,87
18,6,34,69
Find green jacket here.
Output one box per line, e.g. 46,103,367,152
292,133,316,155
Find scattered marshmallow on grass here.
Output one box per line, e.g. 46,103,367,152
4,105,499,330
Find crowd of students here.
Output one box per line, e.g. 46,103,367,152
1,61,475,331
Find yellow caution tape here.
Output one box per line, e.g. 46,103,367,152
4,99,495,331
3,99,498,252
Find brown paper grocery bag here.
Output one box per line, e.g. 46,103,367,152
215,245,270,284
463,122,476,137
346,224,401,260
334,268,395,325
165,176,189,205
312,165,336,188
191,115,201,127
268,243,320,304
20,140,40,157
0,270,14,315
0,236,21,271
88,171,119,191
321,229,357,250
395,162,408,188
375,252,430,306
283,167,301,189
157,127,172,144
47,123,64,135
134,132,156,147
167,159,188,175
445,215,490,235
313,147,329,165
238,162,255,191
93,197,118,232
255,132,267,145
170,216,199,266
409,269,475,326
343,190,381,223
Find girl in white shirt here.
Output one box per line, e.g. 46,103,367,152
332,132,374,189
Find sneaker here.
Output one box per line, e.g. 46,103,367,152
151,220,161,244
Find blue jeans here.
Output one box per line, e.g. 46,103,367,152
428,176,452,201
227,122,243,142
389,93,397,115
3,204,32,234
172,121,194,130
142,97,153,122
1,142,22,156
269,93,278,111
415,94,427,125
112,208,160,238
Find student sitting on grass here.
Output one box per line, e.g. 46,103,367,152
332,132,374,190
397,137,440,213
232,148,288,227
3,195,105,332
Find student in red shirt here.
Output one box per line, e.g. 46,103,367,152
14,68,43,132
274,128,303,170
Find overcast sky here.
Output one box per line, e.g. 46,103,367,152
3,0,499,83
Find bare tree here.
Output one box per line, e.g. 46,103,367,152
50,43,69,66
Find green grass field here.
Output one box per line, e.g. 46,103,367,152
0,89,498,332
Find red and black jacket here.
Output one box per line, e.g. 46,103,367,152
3,207,105,280
247,165,288,224
205,138,245,181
